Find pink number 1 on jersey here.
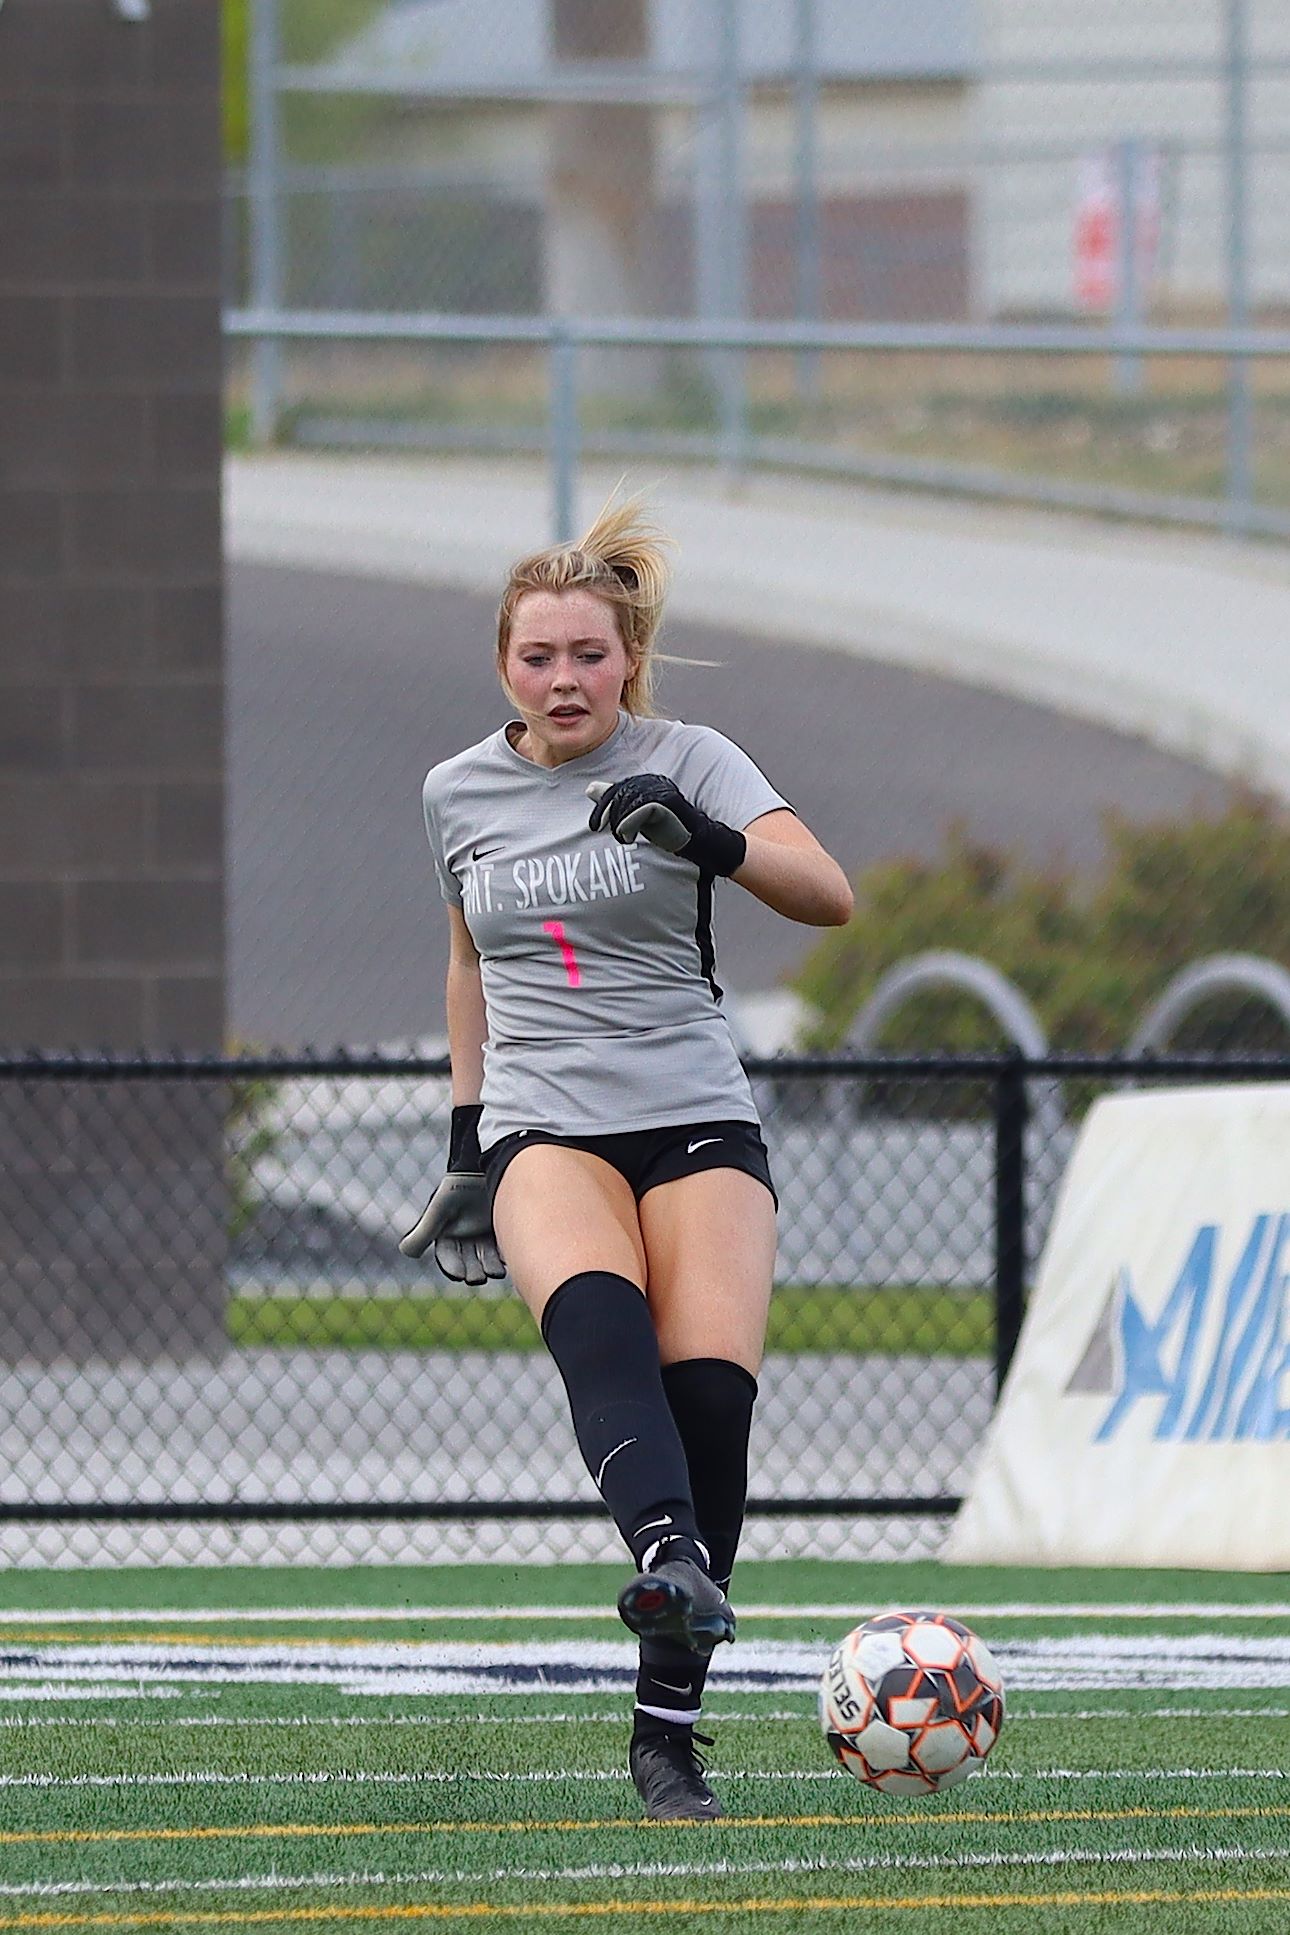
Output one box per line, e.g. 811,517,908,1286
542,919,581,988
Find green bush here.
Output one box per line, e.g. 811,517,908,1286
793,800,1290,1054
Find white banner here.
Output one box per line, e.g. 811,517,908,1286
947,1085,1290,1570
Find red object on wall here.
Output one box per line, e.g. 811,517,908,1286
1074,157,1117,310
1074,149,1161,313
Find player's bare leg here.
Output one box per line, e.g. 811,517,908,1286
492,1142,645,1319
638,1166,776,1375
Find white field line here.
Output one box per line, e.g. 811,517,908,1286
3,1766,1287,1793
0,1843,1285,1903
2,1602,1289,1624
1001,1708,1290,1722
7,1632,1290,1697
0,1685,189,1705
2,1705,1287,1732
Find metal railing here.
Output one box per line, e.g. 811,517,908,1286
225,306,1290,542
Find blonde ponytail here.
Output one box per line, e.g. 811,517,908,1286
496,490,673,716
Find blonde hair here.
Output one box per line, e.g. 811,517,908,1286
497,491,672,717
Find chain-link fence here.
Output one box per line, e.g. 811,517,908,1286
224,0,1290,531
3,1050,1284,1569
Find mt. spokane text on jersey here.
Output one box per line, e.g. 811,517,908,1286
462,842,647,917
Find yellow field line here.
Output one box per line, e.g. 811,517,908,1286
3,1885,1290,1926
4,1804,1290,1850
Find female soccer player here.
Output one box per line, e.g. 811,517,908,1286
402,496,852,1819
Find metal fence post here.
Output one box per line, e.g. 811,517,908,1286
793,0,822,404
1114,136,1144,398
248,0,284,444
993,1055,1029,1396
1224,0,1254,533
714,0,748,476
549,323,579,545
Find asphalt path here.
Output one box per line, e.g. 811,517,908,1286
228,562,1229,1047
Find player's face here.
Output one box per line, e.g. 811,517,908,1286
504,590,633,766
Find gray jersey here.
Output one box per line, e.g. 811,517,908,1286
421,712,791,1147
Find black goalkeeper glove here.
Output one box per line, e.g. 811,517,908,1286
586,774,746,878
398,1103,505,1285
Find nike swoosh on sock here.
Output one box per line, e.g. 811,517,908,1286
595,1437,637,1487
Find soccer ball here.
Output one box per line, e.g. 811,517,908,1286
819,1609,1004,1796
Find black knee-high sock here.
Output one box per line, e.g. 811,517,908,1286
541,1272,707,1574
635,1357,758,1732
664,1357,759,1591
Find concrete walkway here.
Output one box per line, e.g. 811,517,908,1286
226,453,1290,803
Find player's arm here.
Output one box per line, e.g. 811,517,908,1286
445,902,487,1103
733,808,853,927
399,905,503,1279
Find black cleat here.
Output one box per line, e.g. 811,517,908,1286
630,1728,724,1822
617,1557,736,1654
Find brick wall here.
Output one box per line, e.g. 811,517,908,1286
0,0,225,1053
0,0,226,1359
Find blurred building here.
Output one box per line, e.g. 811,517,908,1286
278,0,976,321
262,0,1290,325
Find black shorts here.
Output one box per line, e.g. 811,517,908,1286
482,1118,776,1212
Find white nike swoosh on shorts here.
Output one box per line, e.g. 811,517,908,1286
686,1137,723,1154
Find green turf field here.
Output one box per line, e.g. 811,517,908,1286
226,1285,992,1355
1,1562,1288,1932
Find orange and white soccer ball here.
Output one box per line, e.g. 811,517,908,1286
819,1609,1005,1796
